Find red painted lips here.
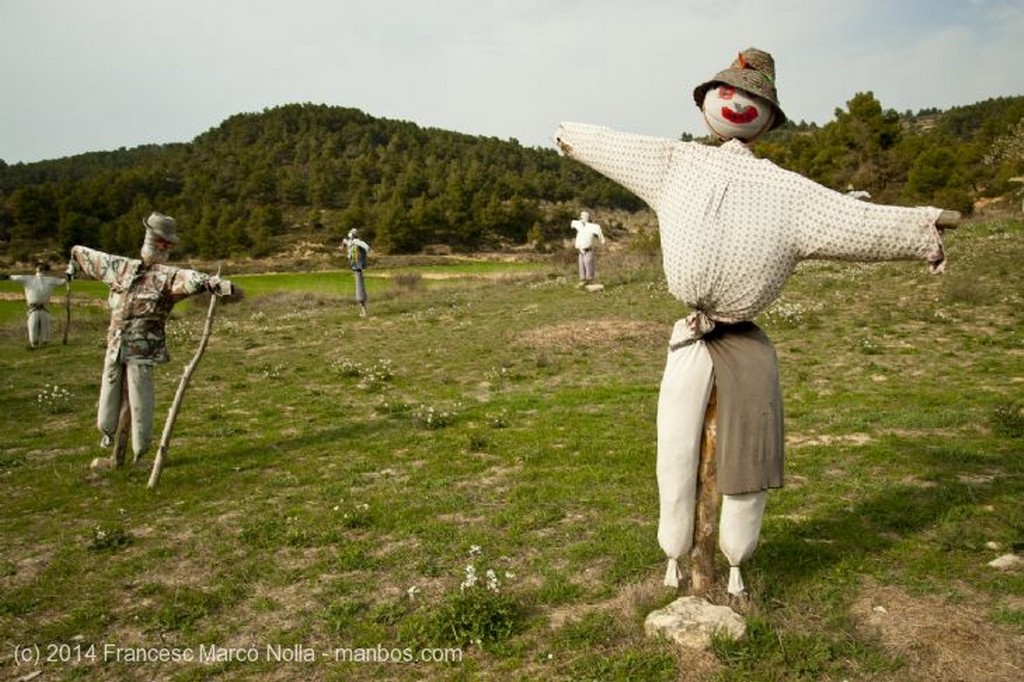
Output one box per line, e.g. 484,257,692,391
721,105,760,125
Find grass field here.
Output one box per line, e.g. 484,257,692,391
0,221,1022,681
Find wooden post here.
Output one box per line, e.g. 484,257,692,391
690,386,718,596
61,280,71,345
148,280,221,489
111,380,131,467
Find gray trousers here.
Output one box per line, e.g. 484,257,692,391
26,308,53,347
577,249,596,281
353,269,367,304
98,353,156,457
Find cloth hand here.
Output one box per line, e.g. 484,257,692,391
936,210,961,231
208,276,234,297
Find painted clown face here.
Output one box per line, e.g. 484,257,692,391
701,85,776,143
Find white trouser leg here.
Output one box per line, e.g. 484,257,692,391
719,491,768,595
97,354,124,440
656,338,714,587
126,361,155,458
38,309,52,344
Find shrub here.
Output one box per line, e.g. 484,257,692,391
433,560,519,648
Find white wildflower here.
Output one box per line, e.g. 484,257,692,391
460,564,478,591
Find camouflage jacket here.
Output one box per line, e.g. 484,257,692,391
70,246,225,364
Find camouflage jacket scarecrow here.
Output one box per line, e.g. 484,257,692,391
69,246,225,364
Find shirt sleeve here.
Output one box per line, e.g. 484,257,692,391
42,277,66,296
557,123,677,211
70,245,129,284
164,266,225,301
788,172,944,271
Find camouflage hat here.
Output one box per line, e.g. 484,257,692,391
142,211,180,244
692,47,787,130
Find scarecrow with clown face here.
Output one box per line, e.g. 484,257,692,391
555,48,959,596
67,212,238,465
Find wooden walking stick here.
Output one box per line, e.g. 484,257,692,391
148,270,223,490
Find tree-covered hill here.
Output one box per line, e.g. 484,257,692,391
0,104,642,263
752,93,1024,212
1,94,1022,265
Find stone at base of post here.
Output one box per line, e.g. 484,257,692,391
645,595,746,650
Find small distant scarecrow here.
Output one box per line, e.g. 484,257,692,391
342,228,372,316
555,48,960,596
1,263,66,347
67,211,238,466
846,184,872,201
570,210,607,287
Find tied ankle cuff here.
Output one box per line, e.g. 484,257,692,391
664,558,681,587
727,565,745,596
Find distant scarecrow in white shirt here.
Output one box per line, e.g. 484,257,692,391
570,211,606,286
2,264,66,347
67,212,237,465
342,228,373,317
555,48,959,596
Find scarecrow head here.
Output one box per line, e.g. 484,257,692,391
692,47,787,143
141,212,179,265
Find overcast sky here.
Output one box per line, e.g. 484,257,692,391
2,0,1023,164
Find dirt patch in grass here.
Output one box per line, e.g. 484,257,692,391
787,432,873,448
546,574,664,631
1,543,56,589
515,319,666,352
850,578,1024,681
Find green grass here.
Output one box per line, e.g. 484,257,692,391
1,223,1022,681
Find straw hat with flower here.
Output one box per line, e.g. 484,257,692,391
692,47,787,131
